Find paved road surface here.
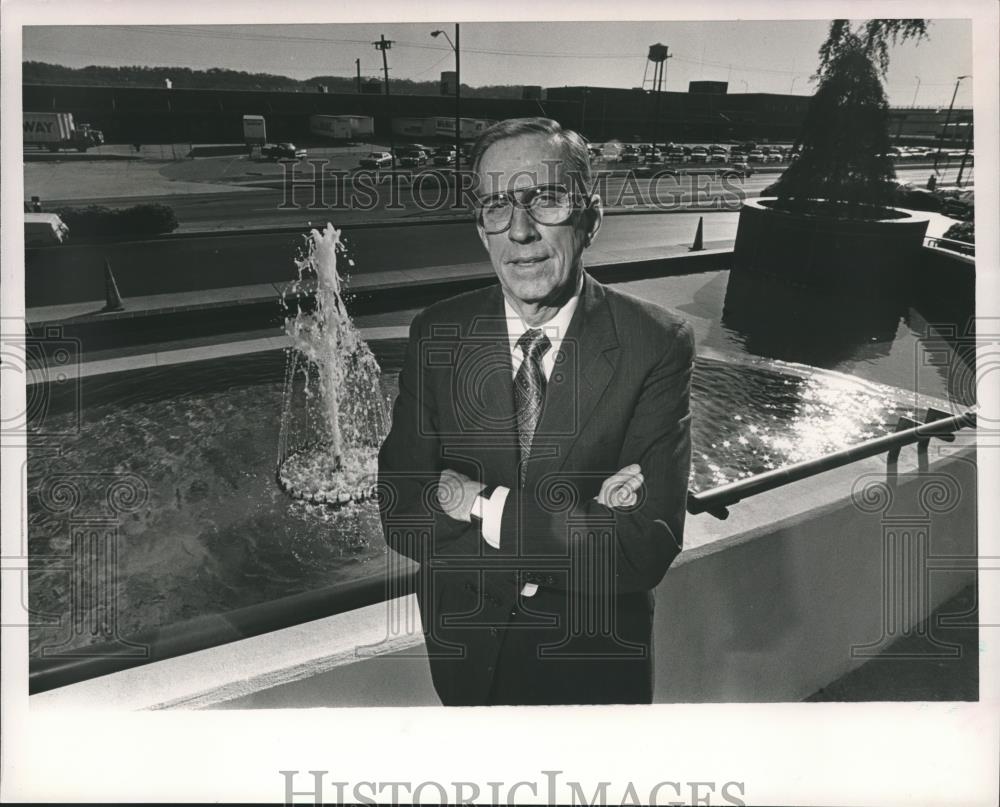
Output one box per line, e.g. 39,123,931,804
36,165,958,234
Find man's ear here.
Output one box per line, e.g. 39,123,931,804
584,194,603,247
476,218,490,251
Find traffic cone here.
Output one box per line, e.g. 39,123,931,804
101,259,125,312
689,216,704,251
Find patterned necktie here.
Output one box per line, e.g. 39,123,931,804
513,328,551,487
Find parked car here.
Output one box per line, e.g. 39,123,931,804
666,147,687,163
720,162,755,178
261,142,307,160
645,148,664,164
398,149,428,168
765,152,783,163
432,147,456,166
619,146,641,163
587,144,604,158
360,151,393,169
689,146,709,163
747,150,766,163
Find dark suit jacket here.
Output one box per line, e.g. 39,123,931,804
377,272,694,705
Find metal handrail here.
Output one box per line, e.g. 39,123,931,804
687,408,976,520
924,235,975,255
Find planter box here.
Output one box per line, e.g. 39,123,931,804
733,197,929,297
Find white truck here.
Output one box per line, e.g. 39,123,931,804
23,112,99,152
24,213,70,245
242,114,267,144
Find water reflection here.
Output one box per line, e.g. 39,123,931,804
27,350,949,655
721,268,905,369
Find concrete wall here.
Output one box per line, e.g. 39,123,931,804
732,198,930,297
209,443,976,708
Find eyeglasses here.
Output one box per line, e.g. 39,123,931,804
476,184,588,235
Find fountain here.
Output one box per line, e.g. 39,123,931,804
276,223,389,507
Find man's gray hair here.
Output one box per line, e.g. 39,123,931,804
470,117,592,189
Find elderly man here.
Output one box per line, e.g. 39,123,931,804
377,117,694,706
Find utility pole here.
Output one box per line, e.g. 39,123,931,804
355,58,361,93
374,35,393,95
373,35,396,171
956,120,974,186
454,23,461,208
935,74,969,169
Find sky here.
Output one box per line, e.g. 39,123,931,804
21,19,974,108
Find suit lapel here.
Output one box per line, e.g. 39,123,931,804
528,273,620,484
455,284,520,484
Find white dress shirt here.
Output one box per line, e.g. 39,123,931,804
474,277,583,596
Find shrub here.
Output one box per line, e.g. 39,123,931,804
53,203,179,238
943,220,974,246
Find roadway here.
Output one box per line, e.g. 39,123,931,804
37,164,960,234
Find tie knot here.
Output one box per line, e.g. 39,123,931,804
517,328,551,361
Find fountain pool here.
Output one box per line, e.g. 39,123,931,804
27,333,959,660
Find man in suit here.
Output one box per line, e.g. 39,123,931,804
377,117,694,706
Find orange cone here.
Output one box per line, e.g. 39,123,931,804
689,216,704,251
102,259,124,312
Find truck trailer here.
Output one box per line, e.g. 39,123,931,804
309,114,374,140
23,112,99,152
242,114,267,144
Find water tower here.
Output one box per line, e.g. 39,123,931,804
647,43,672,150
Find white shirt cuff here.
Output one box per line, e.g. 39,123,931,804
476,487,536,596
478,485,509,549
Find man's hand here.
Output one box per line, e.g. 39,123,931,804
437,468,485,523
595,464,644,509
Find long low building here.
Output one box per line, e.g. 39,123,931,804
21,84,576,146
22,82,973,146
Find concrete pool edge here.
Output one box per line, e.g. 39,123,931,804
29,435,977,710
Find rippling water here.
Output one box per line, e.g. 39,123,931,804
27,346,954,657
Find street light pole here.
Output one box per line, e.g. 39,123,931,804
432,25,462,208
935,74,969,170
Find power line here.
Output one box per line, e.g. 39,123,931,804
96,25,646,61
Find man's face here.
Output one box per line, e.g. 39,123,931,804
475,134,601,309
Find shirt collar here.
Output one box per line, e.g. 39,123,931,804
502,274,583,359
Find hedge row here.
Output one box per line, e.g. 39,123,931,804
943,220,974,247
53,203,179,238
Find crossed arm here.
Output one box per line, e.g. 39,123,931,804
378,310,695,594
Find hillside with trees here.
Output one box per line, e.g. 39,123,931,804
22,61,524,98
